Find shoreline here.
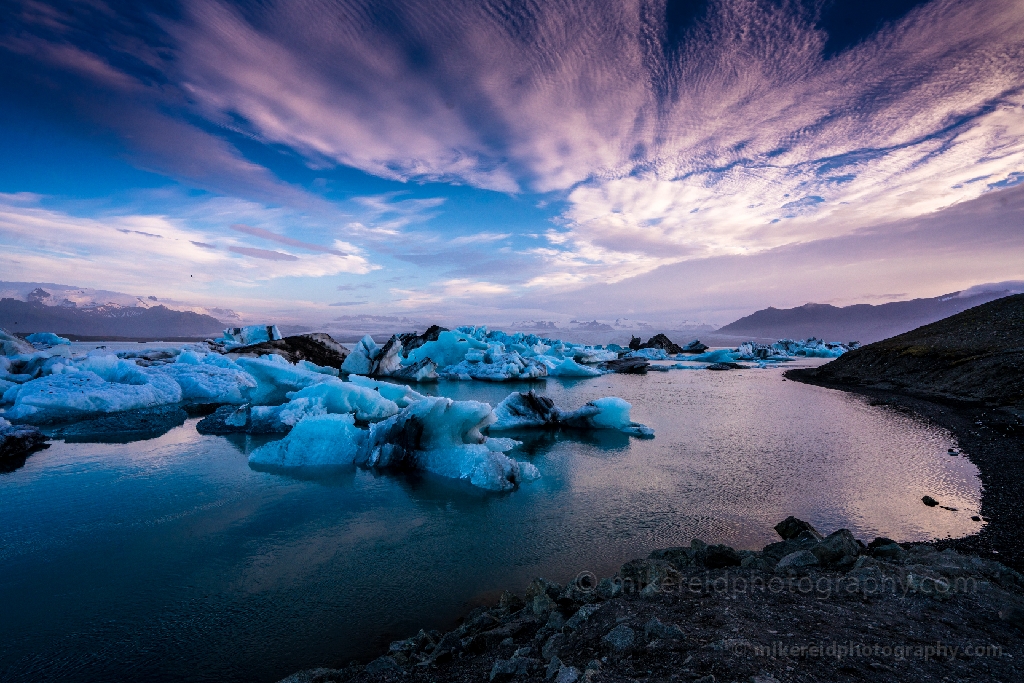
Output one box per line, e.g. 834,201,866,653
784,368,1024,573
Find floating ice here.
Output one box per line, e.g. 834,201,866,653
441,349,548,381
249,413,364,468
216,325,282,350
625,348,670,361
341,335,380,375
25,332,71,347
541,357,604,378
286,378,400,422
0,329,35,357
232,354,333,405
348,375,426,408
3,358,183,423
491,390,654,437
151,351,257,405
249,395,540,491
0,416,48,461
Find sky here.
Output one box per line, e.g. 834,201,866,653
1,0,1023,327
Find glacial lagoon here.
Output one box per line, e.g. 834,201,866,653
0,359,982,682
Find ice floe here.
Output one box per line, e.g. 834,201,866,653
491,390,654,438
249,395,541,491
215,325,283,350
25,332,71,347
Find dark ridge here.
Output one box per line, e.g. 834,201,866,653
786,294,1024,571
717,290,1017,344
0,298,224,338
227,333,349,370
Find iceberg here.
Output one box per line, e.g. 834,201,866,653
542,357,604,378
25,332,71,347
440,349,548,381
1,329,36,357
153,351,257,405
3,357,183,423
216,325,282,350
249,413,364,468
340,334,380,375
626,347,670,361
249,396,540,491
232,354,333,405
286,378,400,422
491,390,654,437
347,375,426,408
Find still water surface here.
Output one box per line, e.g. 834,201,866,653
0,362,982,682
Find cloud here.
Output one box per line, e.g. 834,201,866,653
227,245,298,261
0,194,377,295
230,223,348,255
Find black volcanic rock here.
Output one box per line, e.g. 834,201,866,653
788,294,1024,407
0,298,224,339
637,333,683,354
228,333,349,369
718,289,1018,344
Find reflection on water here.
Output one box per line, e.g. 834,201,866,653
0,362,982,683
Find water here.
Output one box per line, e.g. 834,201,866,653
0,362,982,682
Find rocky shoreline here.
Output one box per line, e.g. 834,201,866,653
281,517,1024,683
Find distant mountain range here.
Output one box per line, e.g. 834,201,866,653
0,284,226,339
717,283,1024,344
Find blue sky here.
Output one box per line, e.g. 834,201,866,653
1,0,1023,326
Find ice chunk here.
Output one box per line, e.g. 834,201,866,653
286,378,399,422
153,353,257,404
25,332,71,347
249,396,539,491
4,364,182,423
543,357,604,378
233,354,332,405
687,348,742,363
404,331,487,369
572,348,618,363
0,329,35,356
359,396,538,490
442,349,548,381
491,390,654,437
340,334,380,375
249,413,365,468
626,347,670,360
218,325,282,350
348,375,426,408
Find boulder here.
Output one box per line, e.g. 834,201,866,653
618,559,681,592
775,550,820,570
599,357,650,374
811,529,862,567
602,624,636,652
644,617,684,640
774,516,824,541
499,590,526,613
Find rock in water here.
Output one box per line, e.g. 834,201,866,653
774,516,824,541
0,417,49,471
228,333,349,370
598,357,649,374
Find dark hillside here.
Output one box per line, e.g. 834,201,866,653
0,299,225,339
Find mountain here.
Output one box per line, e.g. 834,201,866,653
787,293,1024,407
716,283,1024,344
0,298,225,339
0,284,227,339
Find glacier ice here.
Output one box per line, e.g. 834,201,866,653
232,354,333,405
491,390,654,437
541,357,604,378
0,416,49,462
341,334,380,375
286,378,400,422
25,332,71,347
152,351,257,405
347,375,426,408
216,325,282,350
4,360,183,423
249,413,364,468
249,395,540,491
